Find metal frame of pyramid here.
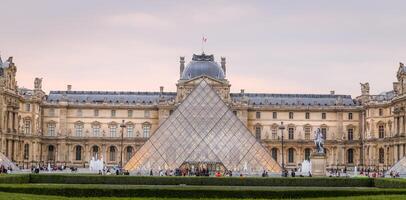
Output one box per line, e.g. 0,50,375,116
124,78,281,175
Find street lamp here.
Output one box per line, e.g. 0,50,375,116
120,120,126,169
279,122,286,172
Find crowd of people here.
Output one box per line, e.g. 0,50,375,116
0,165,13,174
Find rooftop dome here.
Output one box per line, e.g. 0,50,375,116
181,53,225,80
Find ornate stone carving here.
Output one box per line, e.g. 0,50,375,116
34,78,42,90
360,82,370,95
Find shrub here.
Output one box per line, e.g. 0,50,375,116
374,178,406,188
0,184,404,198
29,174,374,187
0,174,29,184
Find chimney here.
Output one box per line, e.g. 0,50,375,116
240,89,245,95
179,56,185,78
330,91,335,95
67,85,72,91
221,57,226,76
160,86,164,93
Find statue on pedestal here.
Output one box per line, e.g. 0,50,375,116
314,128,324,154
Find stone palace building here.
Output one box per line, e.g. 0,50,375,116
0,53,405,171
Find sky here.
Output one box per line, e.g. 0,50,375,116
1,0,405,97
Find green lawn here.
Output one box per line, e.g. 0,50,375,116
0,192,405,200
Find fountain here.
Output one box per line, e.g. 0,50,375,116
300,160,312,175
89,155,104,172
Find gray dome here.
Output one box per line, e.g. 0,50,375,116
181,54,225,80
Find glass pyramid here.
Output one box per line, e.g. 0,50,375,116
386,156,406,177
124,79,281,175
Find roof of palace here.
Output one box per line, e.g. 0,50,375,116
46,90,358,106
180,54,225,80
369,90,395,102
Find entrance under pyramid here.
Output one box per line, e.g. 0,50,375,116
124,79,281,175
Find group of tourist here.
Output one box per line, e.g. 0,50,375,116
0,165,12,174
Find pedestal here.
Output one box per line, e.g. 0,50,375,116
311,153,326,176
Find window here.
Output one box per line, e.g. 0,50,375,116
94,109,99,117
304,148,311,161
47,123,56,136
256,111,261,119
109,146,116,161
255,126,261,140
126,146,133,161
347,149,354,164
24,120,31,135
23,144,29,160
127,124,134,137
169,110,174,115
128,110,133,117
305,112,310,119
48,145,55,161
75,146,82,161
75,123,83,137
272,112,277,119
232,110,237,116
143,124,151,138
288,148,294,163
144,110,150,118
348,128,354,141
76,109,82,117
379,148,384,164
92,146,99,159
305,127,311,140
110,124,117,137
348,113,353,120
289,112,294,119
48,108,55,116
25,103,30,112
379,109,383,116
271,148,277,161
271,128,277,140
322,113,326,120
92,124,100,137
288,127,294,140
378,125,385,138
111,110,116,117
321,128,327,140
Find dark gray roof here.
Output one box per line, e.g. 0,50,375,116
370,90,395,102
230,93,358,106
46,91,177,104
181,54,225,80
18,88,34,98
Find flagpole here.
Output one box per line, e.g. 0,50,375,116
201,35,204,54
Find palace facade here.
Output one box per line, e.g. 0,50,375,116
0,53,405,170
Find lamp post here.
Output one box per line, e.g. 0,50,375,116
279,122,286,172
120,120,126,169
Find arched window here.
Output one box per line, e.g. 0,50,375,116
378,125,385,138
304,148,311,161
75,146,82,161
48,145,55,161
23,144,29,160
288,148,295,163
126,146,133,161
109,146,116,161
143,123,151,138
255,126,261,140
379,148,384,164
92,146,99,159
347,149,354,164
271,148,278,161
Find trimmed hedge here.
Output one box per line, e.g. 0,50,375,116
0,184,405,198
0,174,29,184
29,174,374,187
375,179,406,188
